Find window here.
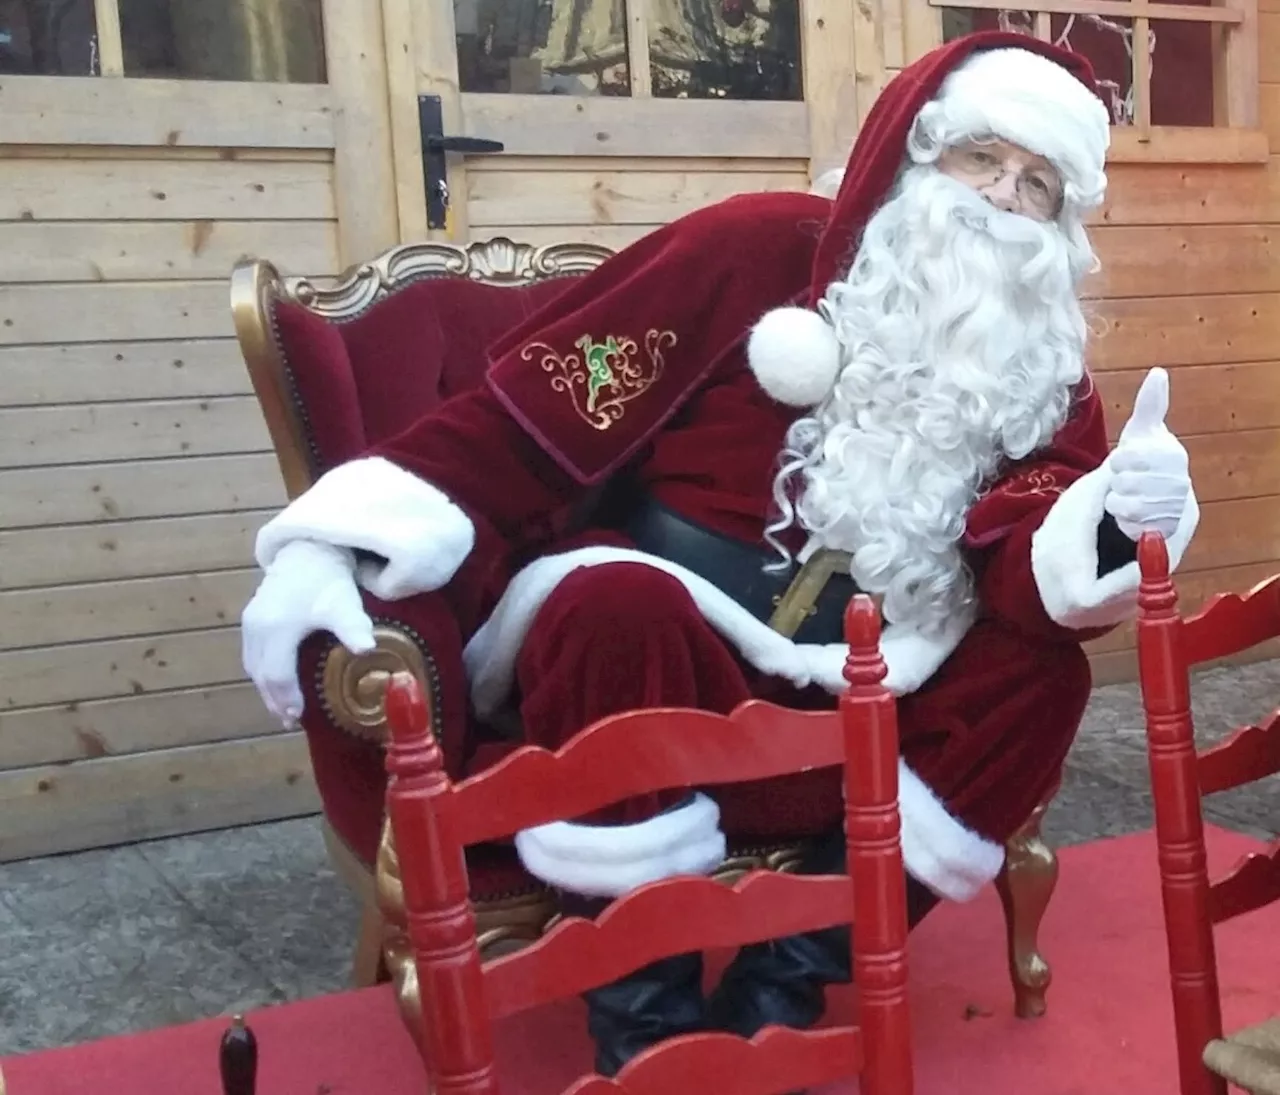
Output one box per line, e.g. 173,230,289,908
454,0,803,100
0,0,96,74
0,0,326,80
933,0,1262,160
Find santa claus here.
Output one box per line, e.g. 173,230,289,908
241,31,1198,1076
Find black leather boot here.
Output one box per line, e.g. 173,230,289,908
706,830,941,1039
561,894,709,1077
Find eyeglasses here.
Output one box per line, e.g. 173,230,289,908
939,142,1064,221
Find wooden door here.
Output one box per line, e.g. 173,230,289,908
0,0,402,859
383,0,870,251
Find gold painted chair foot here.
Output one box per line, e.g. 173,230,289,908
995,800,1058,1019
351,898,388,988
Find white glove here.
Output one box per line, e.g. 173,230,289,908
1105,367,1191,542
241,539,377,727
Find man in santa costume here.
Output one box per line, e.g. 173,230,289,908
242,30,1198,1075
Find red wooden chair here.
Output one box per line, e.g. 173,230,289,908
384,595,913,1095
1135,531,1280,1095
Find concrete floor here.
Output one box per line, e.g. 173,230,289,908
3,659,1278,1059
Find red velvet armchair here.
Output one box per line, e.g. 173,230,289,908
230,235,1060,1038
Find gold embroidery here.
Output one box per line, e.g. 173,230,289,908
525,329,677,431
1001,469,1063,498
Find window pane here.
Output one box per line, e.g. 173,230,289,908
456,0,631,95
0,0,97,75
650,0,802,101
119,0,326,82
941,9,1214,127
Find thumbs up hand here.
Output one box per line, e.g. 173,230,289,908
1105,367,1191,542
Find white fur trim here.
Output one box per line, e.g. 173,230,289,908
797,608,973,698
746,307,844,408
514,792,727,898
1030,461,1200,631
467,546,996,902
882,607,974,694
937,47,1111,210
899,763,1006,902
254,456,475,600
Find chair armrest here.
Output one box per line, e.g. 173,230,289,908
318,622,431,746
310,587,470,764
296,588,471,867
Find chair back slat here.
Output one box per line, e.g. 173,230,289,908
1209,843,1280,924
483,871,852,1021
559,1027,864,1095
1181,574,1280,667
1197,712,1280,795
449,703,845,848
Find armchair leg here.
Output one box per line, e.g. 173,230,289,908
995,799,1057,1019
351,897,388,988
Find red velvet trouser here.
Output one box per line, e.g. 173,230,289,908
515,562,1090,842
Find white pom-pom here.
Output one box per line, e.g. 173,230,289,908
746,306,843,408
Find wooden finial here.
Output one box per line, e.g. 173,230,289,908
219,1013,258,1095
1137,530,1177,617
842,594,887,689
384,671,444,781
1137,528,1171,580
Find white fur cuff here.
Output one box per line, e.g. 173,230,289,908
899,763,1006,902
1030,462,1200,631
514,793,727,898
254,456,476,600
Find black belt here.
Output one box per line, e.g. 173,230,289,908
624,496,859,646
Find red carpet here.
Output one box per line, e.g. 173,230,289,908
4,826,1277,1094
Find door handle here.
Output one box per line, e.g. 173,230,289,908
424,135,505,155
419,95,506,230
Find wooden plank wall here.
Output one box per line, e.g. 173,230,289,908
0,112,344,860
463,156,813,249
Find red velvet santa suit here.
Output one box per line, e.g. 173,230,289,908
252,33,1199,906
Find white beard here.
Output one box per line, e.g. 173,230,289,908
768,164,1097,636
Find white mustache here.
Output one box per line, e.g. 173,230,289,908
918,173,1063,281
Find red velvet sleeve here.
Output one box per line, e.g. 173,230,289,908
364,189,828,556
963,381,1116,643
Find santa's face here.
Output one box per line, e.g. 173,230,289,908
768,153,1095,637
936,138,1064,223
